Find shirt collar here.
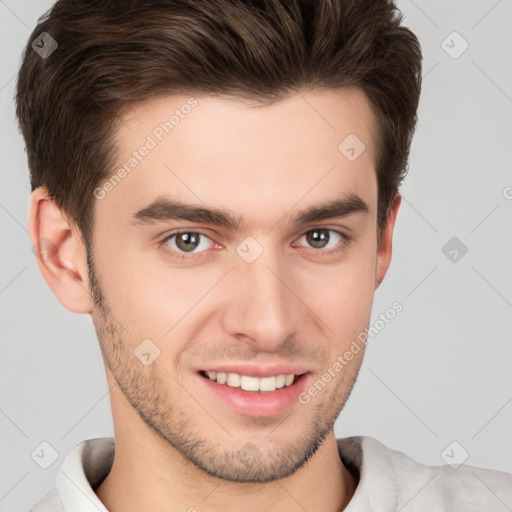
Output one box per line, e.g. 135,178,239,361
56,437,114,511
53,435,394,511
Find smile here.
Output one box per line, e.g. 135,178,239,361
201,370,299,392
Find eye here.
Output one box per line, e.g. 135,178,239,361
159,227,349,261
295,228,348,254
160,230,216,259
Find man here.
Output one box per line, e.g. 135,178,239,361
15,0,511,510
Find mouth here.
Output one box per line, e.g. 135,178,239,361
197,369,311,417
199,370,307,393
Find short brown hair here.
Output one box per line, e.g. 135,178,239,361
15,0,422,249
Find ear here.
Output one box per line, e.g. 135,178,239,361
28,187,94,314
375,193,401,290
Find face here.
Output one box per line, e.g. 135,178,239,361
88,88,382,482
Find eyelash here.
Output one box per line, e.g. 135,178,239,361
158,228,350,261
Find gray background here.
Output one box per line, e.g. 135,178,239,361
1,1,511,510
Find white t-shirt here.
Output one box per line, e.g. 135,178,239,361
29,436,512,511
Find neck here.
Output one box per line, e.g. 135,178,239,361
96,384,357,512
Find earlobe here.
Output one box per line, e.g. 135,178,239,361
375,193,401,290
28,187,94,314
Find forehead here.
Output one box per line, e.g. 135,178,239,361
102,88,378,230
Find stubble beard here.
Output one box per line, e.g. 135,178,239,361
86,244,363,483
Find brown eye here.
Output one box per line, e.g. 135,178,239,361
296,228,348,254
161,231,215,259
305,229,331,249
174,232,201,252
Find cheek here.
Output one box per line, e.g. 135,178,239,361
314,280,374,349
96,247,225,347
93,224,376,356
299,248,376,337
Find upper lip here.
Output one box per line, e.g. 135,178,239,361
199,364,310,378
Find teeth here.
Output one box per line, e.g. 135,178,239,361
240,375,260,391
227,373,241,387
259,376,276,392
204,371,298,392
275,374,286,388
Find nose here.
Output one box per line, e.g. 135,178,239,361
221,245,303,352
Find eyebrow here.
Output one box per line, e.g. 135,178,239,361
130,193,370,231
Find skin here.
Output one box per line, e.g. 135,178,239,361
29,87,401,512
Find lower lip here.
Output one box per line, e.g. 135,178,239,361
198,372,310,418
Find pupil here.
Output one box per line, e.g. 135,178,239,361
308,229,328,248
177,232,199,252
